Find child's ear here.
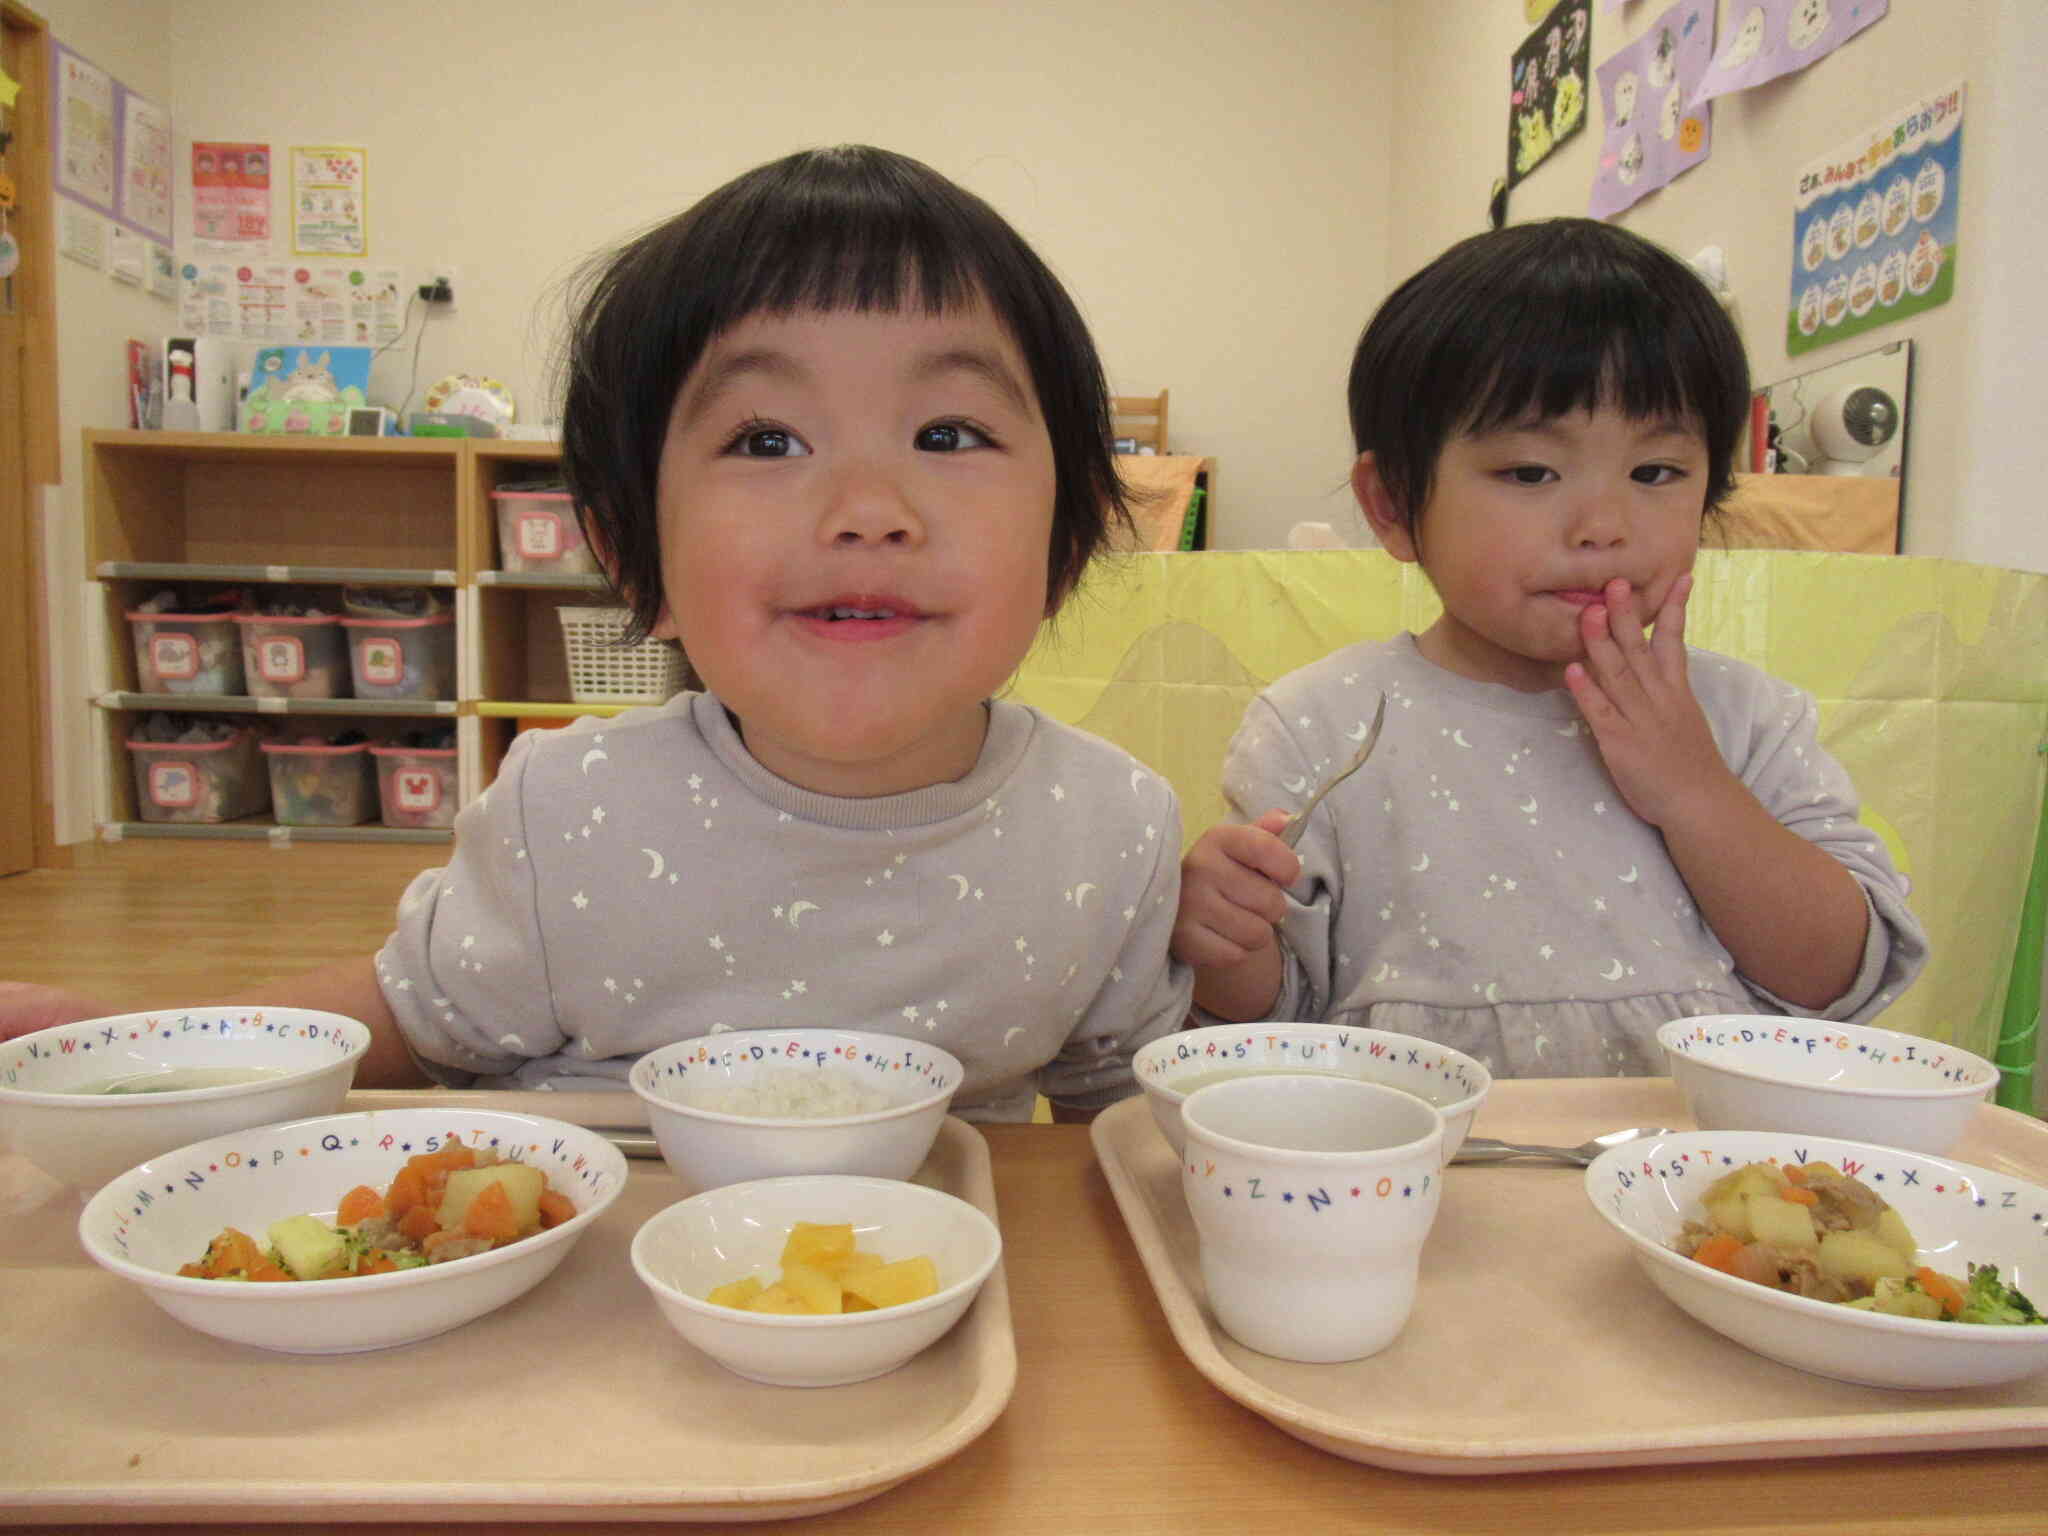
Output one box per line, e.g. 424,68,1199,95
1351,453,1419,564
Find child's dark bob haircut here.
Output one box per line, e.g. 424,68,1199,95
561,144,1127,640
1348,218,1750,536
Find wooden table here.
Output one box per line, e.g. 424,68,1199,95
8,1119,2046,1535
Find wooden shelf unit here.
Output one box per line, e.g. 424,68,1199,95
84,432,476,844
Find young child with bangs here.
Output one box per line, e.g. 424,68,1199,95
1171,218,1925,1077
1,145,1192,1121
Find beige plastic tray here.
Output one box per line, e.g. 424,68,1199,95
1092,1076,2048,1474
0,1101,1014,1524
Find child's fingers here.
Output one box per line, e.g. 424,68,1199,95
1650,570,1693,658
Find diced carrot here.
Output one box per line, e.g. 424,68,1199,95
536,1190,577,1229
359,1252,402,1276
1781,1163,1809,1185
203,1228,264,1279
245,1259,294,1283
337,1184,386,1225
385,1163,429,1217
462,1180,520,1241
1692,1233,1747,1274
178,1261,207,1278
1781,1185,1819,1207
397,1202,443,1242
409,1143,477,1179
1916,1266,1966,1318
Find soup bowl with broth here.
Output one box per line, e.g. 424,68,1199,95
0,1007,370,1194
1134,1022,1490,1163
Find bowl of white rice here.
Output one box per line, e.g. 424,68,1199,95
629,1030,963,1192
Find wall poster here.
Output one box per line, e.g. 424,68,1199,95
1508,0,1591,190
192,142,272,248
1788,81,1962,356
1589,0,1713,219
290,145,367,257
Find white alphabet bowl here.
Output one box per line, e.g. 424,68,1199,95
77,1107,627,1354
1658,1015,1996,1155
0,1007,369,1193
1585,1130,2048,1389
630,1030,961,1192
1135,1021,1487,1162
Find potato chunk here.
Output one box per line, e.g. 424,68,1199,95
436,1162,544,1236
1744,1193,1818,1252
268,1213,348,1281
1818,1228,1911,1287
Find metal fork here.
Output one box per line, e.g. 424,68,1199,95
1278,692,1388,849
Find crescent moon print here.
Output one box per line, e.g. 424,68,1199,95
641,848,665,879
787,900,820,928
580,749,608,774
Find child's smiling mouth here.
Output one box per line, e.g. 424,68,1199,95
790,596,931,639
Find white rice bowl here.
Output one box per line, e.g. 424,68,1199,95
630,1030,961,1192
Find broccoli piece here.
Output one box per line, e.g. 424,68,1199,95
1957,1264,2047,1326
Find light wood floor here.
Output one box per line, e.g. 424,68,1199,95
0,841,435,1008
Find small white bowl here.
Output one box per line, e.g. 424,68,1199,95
630,1173,1003,1387
1658,1015,1997,1156
77,1107,628,1354
1585,1129,2048,1390
629,1030,961,1191
1133,1022,1489,1162
0,1007,370,1192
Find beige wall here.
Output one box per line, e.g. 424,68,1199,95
1390,0,2046,576
29,1,2040,844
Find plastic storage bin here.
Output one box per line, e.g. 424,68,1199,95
492,486,597,575
558,606,691,704
232,613,350,699
370,743,458,829
124,729,269,823
260,739,376,826
340,612,455,701
127,609,245,694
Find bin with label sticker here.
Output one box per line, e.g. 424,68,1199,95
492,486,597,575
260,739,376,826
232,613,351,699
339,612,455,701
370,743,459,829
124,728,269,823
126,609,245,694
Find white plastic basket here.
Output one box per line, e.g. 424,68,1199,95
557,606,690,704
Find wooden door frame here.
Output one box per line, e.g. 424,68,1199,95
2,0,63,872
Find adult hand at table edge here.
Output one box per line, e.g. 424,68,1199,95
0,980,117,1040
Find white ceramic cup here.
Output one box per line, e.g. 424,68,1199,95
1180,1075,1444,1363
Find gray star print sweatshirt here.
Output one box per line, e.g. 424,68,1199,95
1199,633,1927,1077
377,691,1193,1120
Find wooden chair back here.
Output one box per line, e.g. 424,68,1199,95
1111,391,1169,454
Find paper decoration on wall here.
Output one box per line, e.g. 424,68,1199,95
1787,81,1961,356
1508,0,1591,190
1690,0,1887,107
290,145,367,257
192,142,272,247
0,63,21,109
51,43,171,241
1589,0,1713,219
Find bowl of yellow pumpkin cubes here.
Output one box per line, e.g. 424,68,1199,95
629,1175,1003,1386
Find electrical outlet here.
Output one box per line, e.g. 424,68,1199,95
418,266,458,305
